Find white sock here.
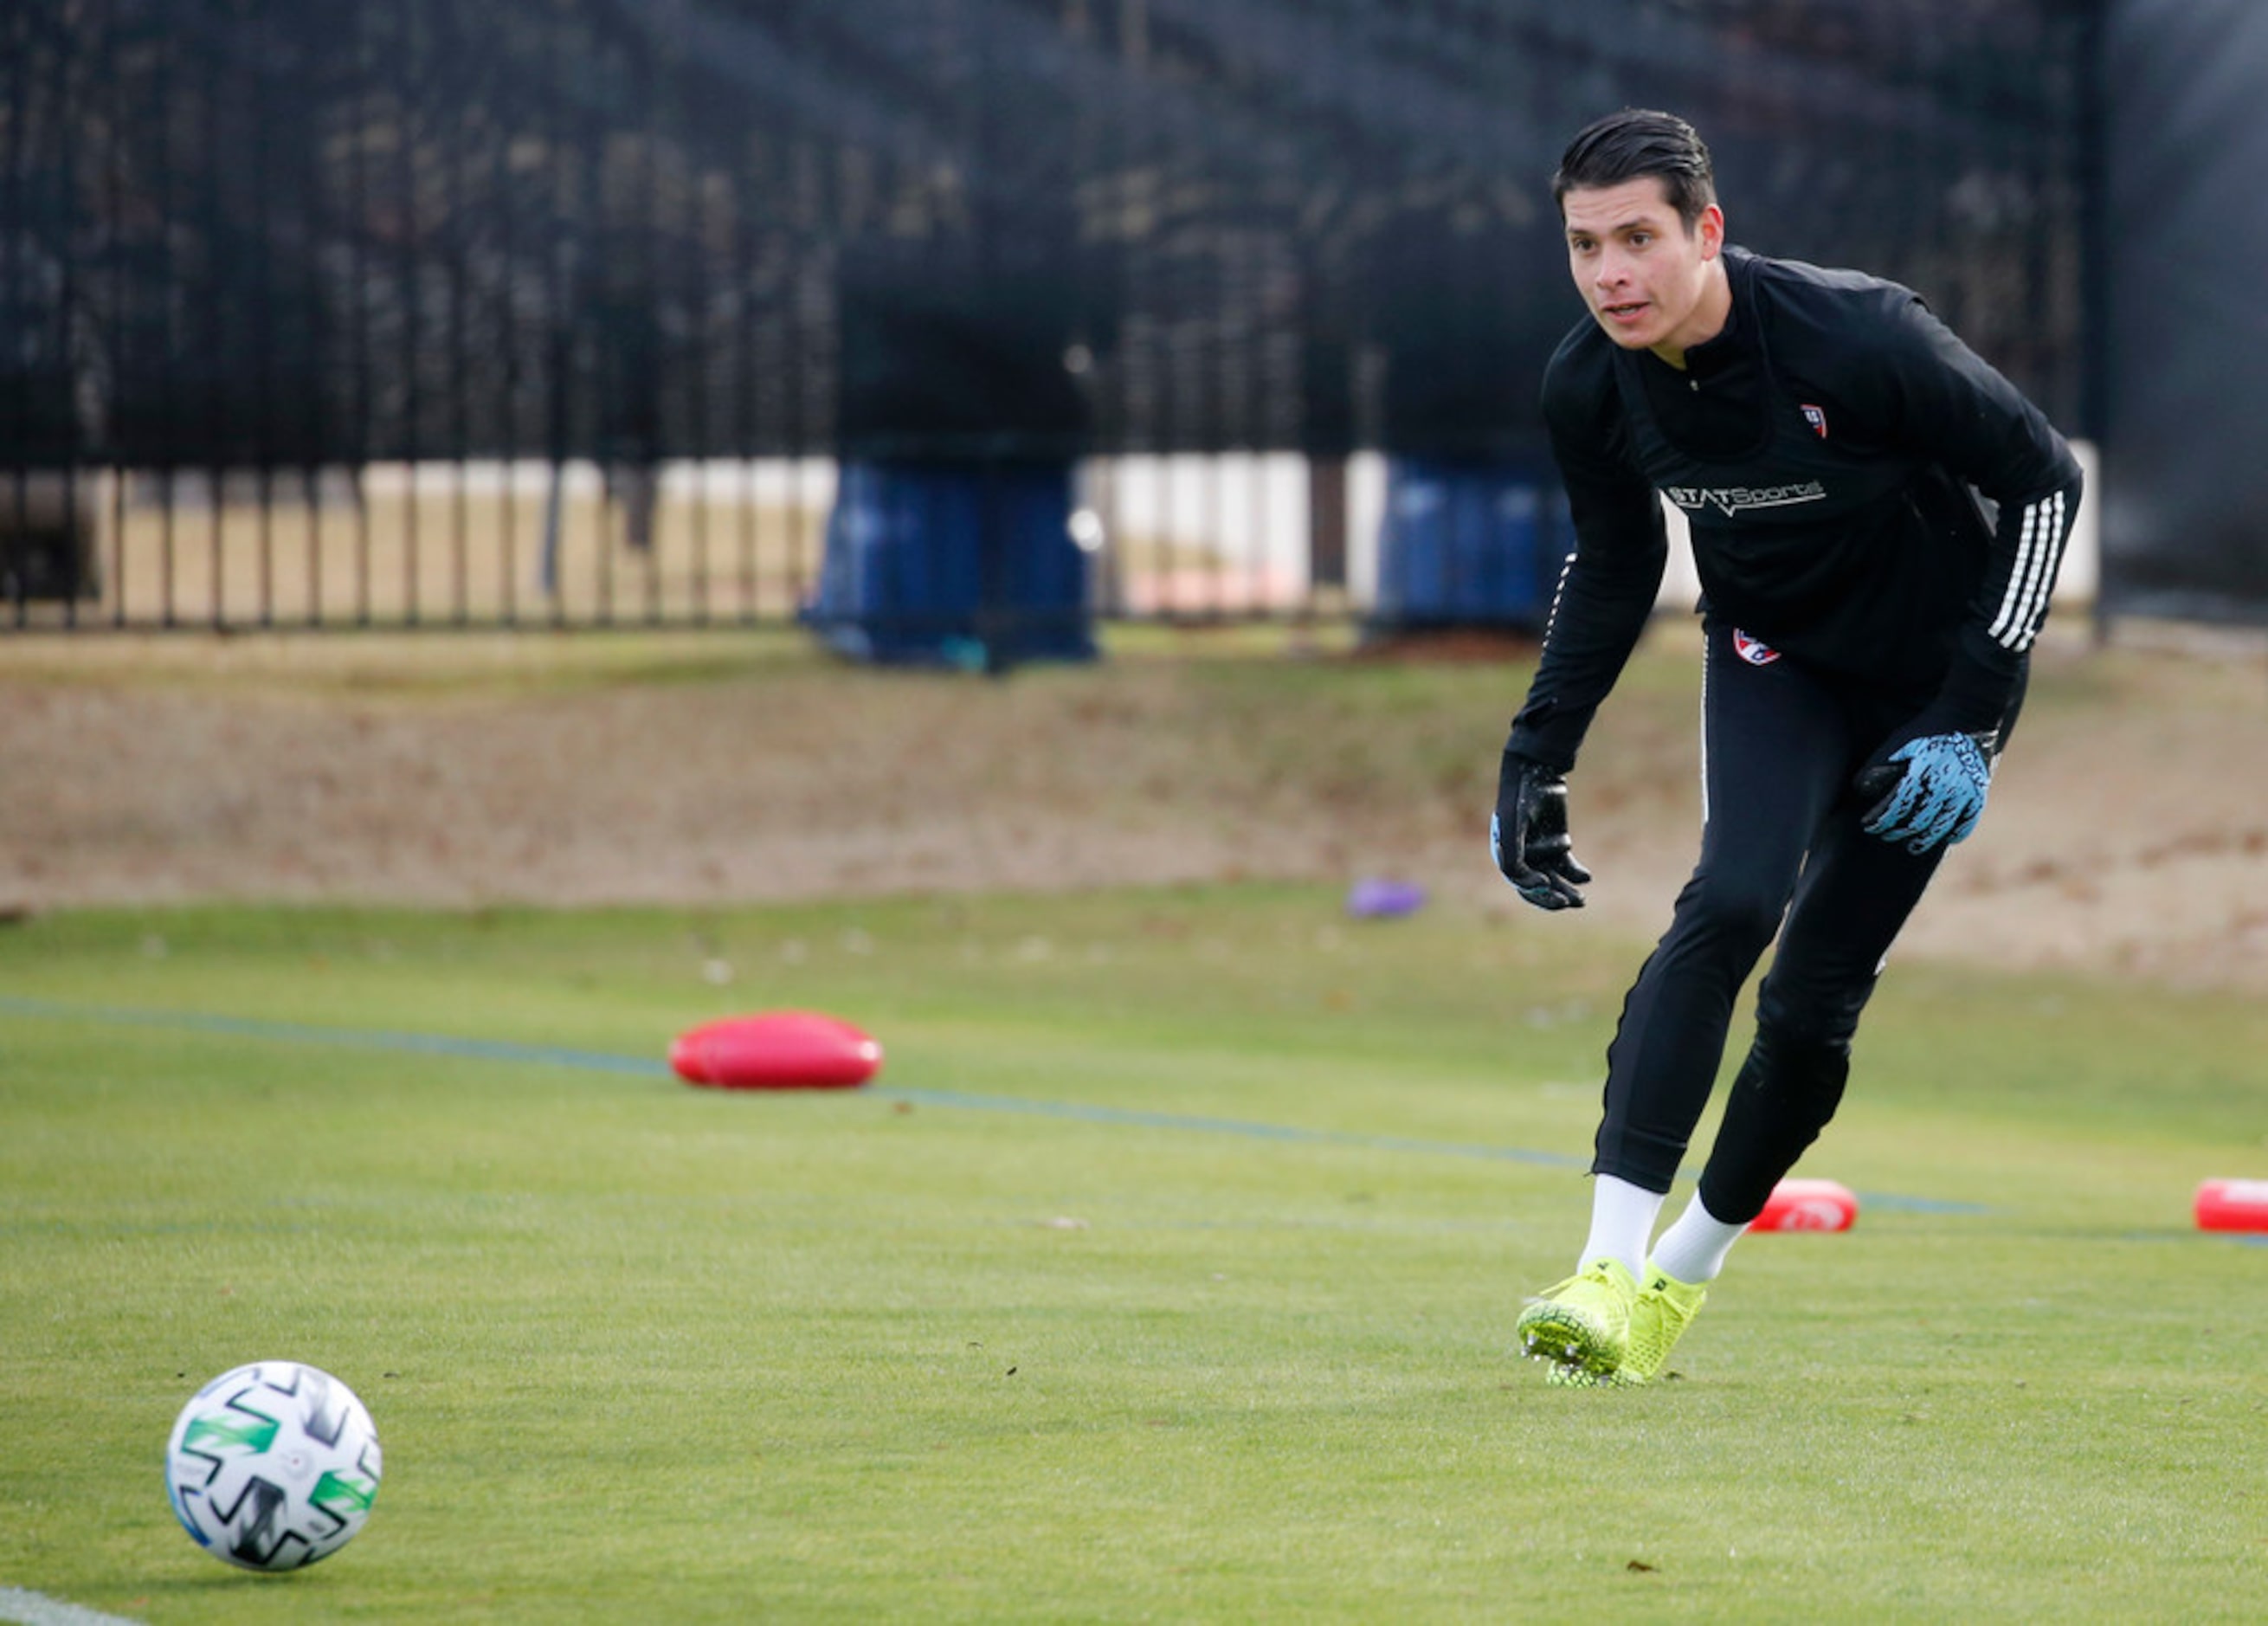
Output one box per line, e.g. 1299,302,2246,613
1648,1193,1747,1285
1577,1175,1663,1281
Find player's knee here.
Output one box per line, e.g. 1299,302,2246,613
1755,978,1870,1055
1684,881,1788,958
1749,1019,1852,1124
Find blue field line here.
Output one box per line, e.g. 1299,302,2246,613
1854,1191,1988,1215
0,994,666,1076
873,1084,1583,1169
0,993,1988,1211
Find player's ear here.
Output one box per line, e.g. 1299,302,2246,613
1696,203,1724,259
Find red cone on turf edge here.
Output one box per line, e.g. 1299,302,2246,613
2194,1178,2268,1232
1748,1178,1858,1233
670,1011,882,1090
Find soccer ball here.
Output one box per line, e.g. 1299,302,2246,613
164,1361,383,1571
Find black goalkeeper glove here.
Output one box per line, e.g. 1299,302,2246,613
1492,751,1590,910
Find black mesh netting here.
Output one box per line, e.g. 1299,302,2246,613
5,0,2091,469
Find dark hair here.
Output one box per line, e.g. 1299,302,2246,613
1553,109,1717,230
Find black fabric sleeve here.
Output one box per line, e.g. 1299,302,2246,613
1504,345,1668,772
1880,297,2086,739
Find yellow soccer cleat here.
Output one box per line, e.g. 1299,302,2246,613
1535,1263,1707,1388
1618,1265,1708,1384
1516,1258,1637,1378
1543,1359,1611,1389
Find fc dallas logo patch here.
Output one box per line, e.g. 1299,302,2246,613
1801,403,1829,439
1733,629,1782,666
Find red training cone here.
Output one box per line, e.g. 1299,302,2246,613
1748,1178,1858,1233
2194,1178,2268,1233
669,1010,882,1090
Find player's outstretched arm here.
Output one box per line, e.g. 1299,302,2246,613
1494,333,1666,901
1855,295,2085,854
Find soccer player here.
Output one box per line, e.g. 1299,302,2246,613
1493,109,2083,1385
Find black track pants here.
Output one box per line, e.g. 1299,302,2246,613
1588,622,2018,1218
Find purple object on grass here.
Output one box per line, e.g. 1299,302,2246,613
1345,878,1427,919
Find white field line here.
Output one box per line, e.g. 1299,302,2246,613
0,1589,147,1626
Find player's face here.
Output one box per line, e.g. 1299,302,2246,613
1562,177,1727,364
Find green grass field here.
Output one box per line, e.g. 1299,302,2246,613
3,891,2265,1622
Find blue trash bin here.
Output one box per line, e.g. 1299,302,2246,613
807,459,1097,668
1372,458,1566,631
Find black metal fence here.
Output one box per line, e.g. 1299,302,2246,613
3,0,2097,633
2100,0,2268,627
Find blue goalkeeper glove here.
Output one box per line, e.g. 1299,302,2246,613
1492,752,1590,909
1853,731,1994,854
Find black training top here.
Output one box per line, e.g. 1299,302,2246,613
1506,245,2084,773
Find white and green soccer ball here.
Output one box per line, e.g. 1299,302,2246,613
164,1361,382,1571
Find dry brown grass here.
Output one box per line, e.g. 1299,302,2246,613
2,612,2264,990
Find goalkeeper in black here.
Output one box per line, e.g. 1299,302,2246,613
1496,109,2084,1385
